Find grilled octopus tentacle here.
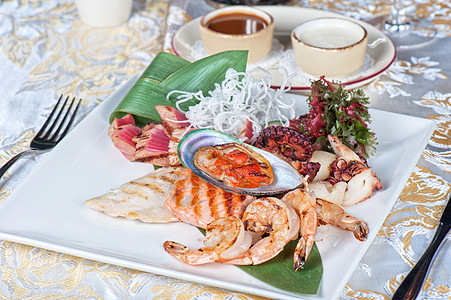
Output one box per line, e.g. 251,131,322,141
254,126,319,180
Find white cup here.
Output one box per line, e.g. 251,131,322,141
75,0,133,27
291,17,368,78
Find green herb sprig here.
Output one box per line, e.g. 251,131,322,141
298,76,377,158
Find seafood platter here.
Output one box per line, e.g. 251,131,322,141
0,50,435,300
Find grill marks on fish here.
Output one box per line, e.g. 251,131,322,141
128,174,176,196
134,124,170,165
85,167,183,223
135,152,169,164
165,168,255,229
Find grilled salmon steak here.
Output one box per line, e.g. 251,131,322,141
165,168,256,229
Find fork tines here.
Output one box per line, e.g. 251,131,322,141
35,95,81,144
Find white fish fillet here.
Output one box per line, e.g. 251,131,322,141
85,166,183,223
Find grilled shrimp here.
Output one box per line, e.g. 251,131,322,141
281,188,317,271
163,216,252,265
225,197,300,266
316,199,369,241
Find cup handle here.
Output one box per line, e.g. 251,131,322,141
368,37,387,48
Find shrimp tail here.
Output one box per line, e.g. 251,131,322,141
163,241,219,265
335,214,369,241
163,241,190,262
316,199,369,241
294,238,306,271
293,237,314,271
353,221,369,241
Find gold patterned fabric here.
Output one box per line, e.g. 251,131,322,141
0,0,450,299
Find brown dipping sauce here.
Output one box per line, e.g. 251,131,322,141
206,13,267,35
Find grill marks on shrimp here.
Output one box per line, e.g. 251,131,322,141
165,168,255,229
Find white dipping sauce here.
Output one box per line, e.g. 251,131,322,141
294,18,365,49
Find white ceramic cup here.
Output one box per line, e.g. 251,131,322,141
75,0,133,27
291,17,368,78
199,6,274,64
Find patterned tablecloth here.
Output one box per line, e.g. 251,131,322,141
0,0,450,299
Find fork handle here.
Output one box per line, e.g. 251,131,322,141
0,149,40,179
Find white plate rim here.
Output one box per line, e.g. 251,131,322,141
171,6,396,91
0,75,436,300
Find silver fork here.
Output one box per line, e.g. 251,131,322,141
0,95,81,180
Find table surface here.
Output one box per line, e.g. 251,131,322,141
0,0,450,299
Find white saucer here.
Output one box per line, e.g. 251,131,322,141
172,6,396,91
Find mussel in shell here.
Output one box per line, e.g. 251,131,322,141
194,142,274,189
177,129,304,195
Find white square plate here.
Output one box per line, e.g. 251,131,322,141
0,75,436,300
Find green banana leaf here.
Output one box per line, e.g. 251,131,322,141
142,52,191,83
110,50,249,126
237,240,322,295
198,227,323,295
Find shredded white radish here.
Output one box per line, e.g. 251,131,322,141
168,67,296,141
